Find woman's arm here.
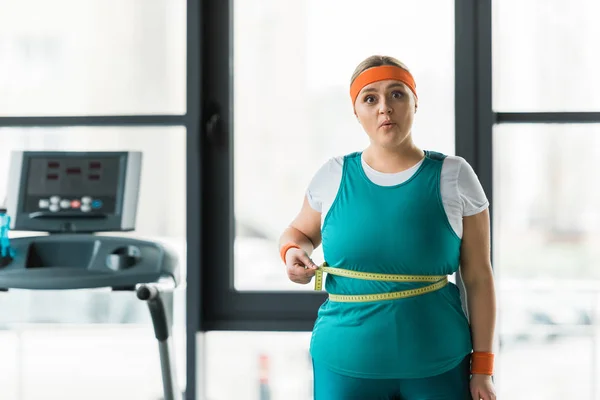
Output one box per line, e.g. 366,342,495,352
460,208,496,354
278,195,322,284
278,195,322,256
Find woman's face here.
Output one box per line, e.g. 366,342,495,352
353,79,417,149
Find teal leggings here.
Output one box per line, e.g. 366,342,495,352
312,355,471,400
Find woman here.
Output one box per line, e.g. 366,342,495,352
278,55,496,400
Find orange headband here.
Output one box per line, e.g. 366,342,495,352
350,65,418,106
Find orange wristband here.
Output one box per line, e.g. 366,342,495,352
470,352,494,375
280,242,300,264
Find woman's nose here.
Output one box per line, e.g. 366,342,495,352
379,101,392,114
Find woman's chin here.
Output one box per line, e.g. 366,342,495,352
375,132,407,147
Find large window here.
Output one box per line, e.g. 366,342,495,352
493,125,600,398
492,1,600,397
200,1,457,399
493,0,600,111
0,0,186,116
233,0,456,292
0,0,190,398
197,0,600,398
203,0,600,398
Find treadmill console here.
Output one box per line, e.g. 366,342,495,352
5,151,142,233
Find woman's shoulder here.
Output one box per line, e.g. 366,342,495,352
425,151,470,166
306,154,348,212
308,150,362,192
437,154,480,187
436,154,489,215
319,154,345,173
315,151,361,174
437,155,478,179
423,151,472,171
308,154,346,189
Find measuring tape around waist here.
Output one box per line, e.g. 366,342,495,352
314,263,448,303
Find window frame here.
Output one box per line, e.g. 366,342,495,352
197,0,491,333
199,0,600,397
192,1,492,398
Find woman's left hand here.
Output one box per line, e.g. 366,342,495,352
470,374,496,400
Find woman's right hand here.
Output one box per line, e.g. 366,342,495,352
285,247,319,285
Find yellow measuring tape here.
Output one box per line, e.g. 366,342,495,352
314,262,448,303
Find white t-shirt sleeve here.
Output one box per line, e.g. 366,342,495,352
306,157,344,213
456,157,489,216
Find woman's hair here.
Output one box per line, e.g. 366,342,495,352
350,55,410,85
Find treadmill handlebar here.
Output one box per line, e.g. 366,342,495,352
135,277,176,341
136,276,176,300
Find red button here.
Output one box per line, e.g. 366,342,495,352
71,200,81,208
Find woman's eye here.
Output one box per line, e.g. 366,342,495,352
392,91,404,99
364,95,375,103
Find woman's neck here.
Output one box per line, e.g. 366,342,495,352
362,142,425,174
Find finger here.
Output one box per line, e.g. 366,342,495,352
288,268,312,283
288,268,307,279
478,391,493,400
289,266,314,279
289,264,311,275
298,254,318,269
484,390,496,400
303,268,316,278
471,390,480,400
287,258,308,270
291,266,316,281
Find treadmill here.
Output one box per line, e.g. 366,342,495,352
0,151,182,400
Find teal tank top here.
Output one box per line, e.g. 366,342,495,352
309,151,472,379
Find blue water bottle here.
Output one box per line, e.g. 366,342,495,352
0,207,15,266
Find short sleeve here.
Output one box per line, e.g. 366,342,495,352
306,157,344,213
456,158,489,216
